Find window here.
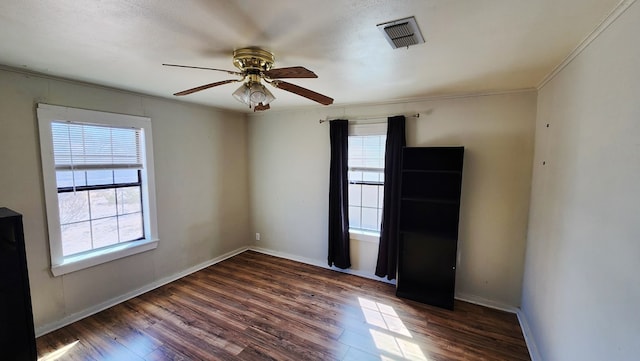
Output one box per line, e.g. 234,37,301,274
348,122,387,241
38,104,158,276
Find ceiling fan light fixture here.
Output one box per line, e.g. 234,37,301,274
232,81,275,108
250,82,275,104
232,83,250,104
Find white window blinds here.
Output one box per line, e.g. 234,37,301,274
51,122,143,171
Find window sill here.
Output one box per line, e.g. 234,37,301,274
349,229,380,243
51,238,159,277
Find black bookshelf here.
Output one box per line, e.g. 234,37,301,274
0,208,37,360
396,147,464,310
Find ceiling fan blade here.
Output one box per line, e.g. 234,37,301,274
163,63,243,76
271,81,334,105
173,79,239,96
264,66,317,79
253,103,270,112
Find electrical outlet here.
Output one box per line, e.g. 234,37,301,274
255,233,261,241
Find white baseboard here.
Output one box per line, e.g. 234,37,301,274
35,246,249,337
454,292,518,314
516,309,543,361
249,246,396,285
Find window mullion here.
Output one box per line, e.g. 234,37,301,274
115,187,121,244
87,190,94,251
359,184,363,230
138,170,145,236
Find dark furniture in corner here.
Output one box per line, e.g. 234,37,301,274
396,147,464,310
0,207,37,360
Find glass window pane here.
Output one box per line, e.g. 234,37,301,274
114,169,138,184
362,171,379,182
74,171,88,187
348,171,362,182
86,170,114,186
89,189,117,218
361,208,378,231
361,185,379,208
349,206,361,229
379,186,385,207
58,191,90,224
56,170,87,188
118,213,143,242
117,186,142,214
92,217,119,249
61,221,92,256
349,184,362,206
56,171,73,188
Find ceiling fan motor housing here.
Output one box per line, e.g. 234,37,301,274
233,47,275,73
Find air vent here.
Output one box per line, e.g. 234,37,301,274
377,16,425,49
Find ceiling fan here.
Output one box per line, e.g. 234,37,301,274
163,47,334,111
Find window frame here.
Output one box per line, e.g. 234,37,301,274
347,122,387,243
37,103,159,276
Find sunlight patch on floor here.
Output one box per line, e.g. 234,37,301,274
358,297,429,361
358,297,411,337
38,340,80,361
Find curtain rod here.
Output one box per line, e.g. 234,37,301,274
319,113,420,124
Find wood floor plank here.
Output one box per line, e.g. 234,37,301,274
88,310,163,358
36,327,99,361
144,343,192,361
62,318,145,361
37,251,531,360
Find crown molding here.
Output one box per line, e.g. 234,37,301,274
537,0,637,90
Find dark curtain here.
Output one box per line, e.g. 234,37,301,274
375,115,406,279
328,119,351,269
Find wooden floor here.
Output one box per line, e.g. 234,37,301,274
37,251,531,360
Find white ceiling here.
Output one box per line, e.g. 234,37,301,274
0,0,620,112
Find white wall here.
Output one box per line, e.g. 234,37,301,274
0,69,250,333
521,2,640,360
248,91,536,308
